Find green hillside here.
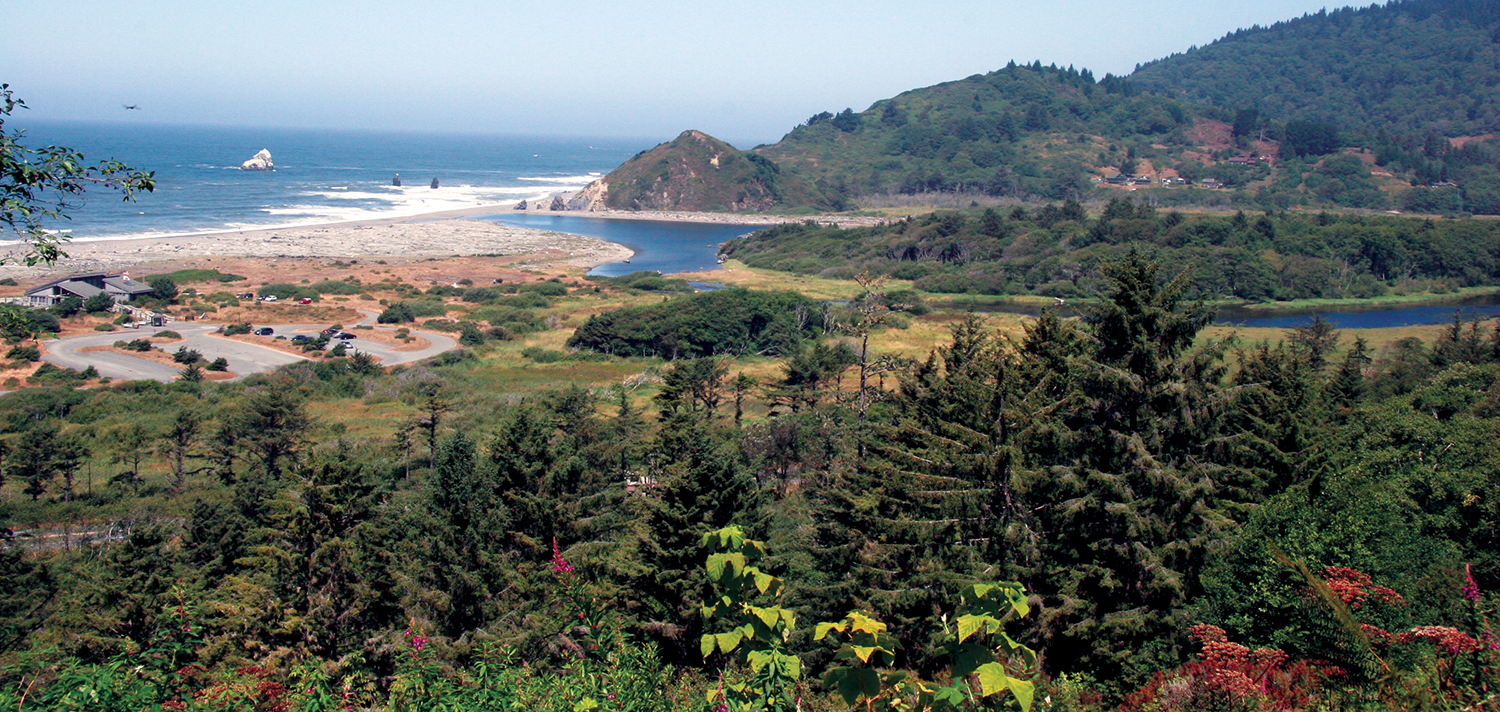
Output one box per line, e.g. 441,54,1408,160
593,130,829,212
757,63,1200,202
1130,0,1500,138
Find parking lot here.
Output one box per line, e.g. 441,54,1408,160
43,317,458,383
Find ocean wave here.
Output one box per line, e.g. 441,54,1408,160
517,175,602,183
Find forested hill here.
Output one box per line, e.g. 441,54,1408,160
756,63,1201,201
582,130,831,212
1130,0,1500,138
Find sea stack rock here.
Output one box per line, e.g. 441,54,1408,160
240,149,274,171
430,178,440,189
514,199,528,210
393,174,402,187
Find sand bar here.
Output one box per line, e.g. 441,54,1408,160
0,209,633,280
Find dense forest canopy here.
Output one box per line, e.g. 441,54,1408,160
721,202,1500,301
1131,0,1500,138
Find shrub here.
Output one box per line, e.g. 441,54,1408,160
378,303,414,323
28,362,88,385
50,297,82,318
149,276,179,300
172,346,203,364
93,323,117,332
124,339,153,352
223,323,252,335
153,330,182,339
82,293,116,313
310,279,364,295
0,277,16,286
567,289,820,358
5,344,40,362
206,357,229,372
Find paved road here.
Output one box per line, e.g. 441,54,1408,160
43,320,459,383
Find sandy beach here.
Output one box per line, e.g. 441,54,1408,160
0,207,634,281
0,200,882,283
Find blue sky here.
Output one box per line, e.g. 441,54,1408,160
4,1,1351,147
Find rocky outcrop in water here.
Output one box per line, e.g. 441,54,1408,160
240,149,273,171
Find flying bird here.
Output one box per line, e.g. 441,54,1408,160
122,104,140,110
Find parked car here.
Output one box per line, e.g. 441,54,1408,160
321,327,342,335
298,298,313,304
254,327,274,336
290,334,312,343
236,292,255,300
259,295,278,302
333,331,357,340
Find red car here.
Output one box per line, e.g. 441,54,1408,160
298,297,313,304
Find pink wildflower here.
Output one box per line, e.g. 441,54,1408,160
1462,563,1481,603
551,536,574,574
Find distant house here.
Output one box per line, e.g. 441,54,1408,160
1107,174,1132,185
1225,155,1259,165
1161,176,1188,186
1132,175,1153,185
1200,178,1223,189
24,272,154,307
1430,181,1459,188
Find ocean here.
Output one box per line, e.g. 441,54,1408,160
3,120,647,244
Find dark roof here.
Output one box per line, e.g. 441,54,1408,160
105,276,153,294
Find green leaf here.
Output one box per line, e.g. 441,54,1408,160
753,570,776,594
974,662,1014,697
753,606,780,630
716,630,744,654
825,667,881,705
700,635,716,659
956,614,988,642
814,621,846,640
1009,678,1036,712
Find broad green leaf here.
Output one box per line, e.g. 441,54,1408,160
825,667,881,705
753,606,780,630
1008,678,1036,712
716,630,743,654
848,612,886,635
1002,585,1031,617
753,570,776,594
814,621,846,640
956,614,987,642
974,662,1014,697
699,635,716,659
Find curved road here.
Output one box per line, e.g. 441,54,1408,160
44,320,458,383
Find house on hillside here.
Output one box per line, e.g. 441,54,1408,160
1200,178,1223,189
24,272,155,307
1225,155,1259,165
1107,174,1132,185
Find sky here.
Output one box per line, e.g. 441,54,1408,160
4,1,1354,148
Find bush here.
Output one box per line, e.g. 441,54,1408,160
153,330,182,339
50,297,83,318
82,293,116,313
520,281,569,297
377,303,414,323
521,346,568,363
5,344,40,362
148,268,246,283
22,310,59,334
124,339,153,352
223,323,252,336
0,277,16,286
27,363,88,386
149,276,179,300
567,289,821,358
458,322,486,346
93,323,117,332
172,346,203,364
310,279,364,295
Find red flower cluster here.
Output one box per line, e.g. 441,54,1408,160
1397,626,1482,655
1187,624,1290,698
1320,566,1405,610
551,536,574,574
404,626,429,653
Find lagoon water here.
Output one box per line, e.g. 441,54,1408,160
476,214,759,276
3,120,645,243
1214,298,1500,329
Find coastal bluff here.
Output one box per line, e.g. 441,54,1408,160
517,130,829,214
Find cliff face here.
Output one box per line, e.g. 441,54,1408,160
591,130,825,212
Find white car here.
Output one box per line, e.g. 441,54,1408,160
259,295,278,302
